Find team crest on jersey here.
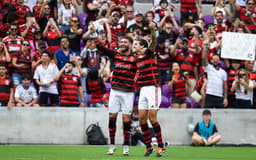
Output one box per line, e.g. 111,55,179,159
28,91,32,95
32,28,35,32
117,25,121,29
113,26,116,29
191,43,195,47
5,80,9,85
27,56,30,59
73,77,77,81
64,77,67,80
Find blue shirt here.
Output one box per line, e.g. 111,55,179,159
55,48,77,69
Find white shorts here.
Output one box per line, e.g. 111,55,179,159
108,89,134,115
139,86,162,110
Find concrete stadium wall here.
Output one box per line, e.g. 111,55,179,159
0,108,256,145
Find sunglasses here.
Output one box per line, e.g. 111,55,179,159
44,8,50,10
77,59,82,61
247,3,254,5
23,44,29,46
11,28,18,31
127,11,133,13
72,20,79,22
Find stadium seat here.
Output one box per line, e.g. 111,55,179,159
86,94,91,107
203,15,214,28
190,98,201,108
105,82,111,93
78,13,88,31
160,96,170,108
162,84,173,98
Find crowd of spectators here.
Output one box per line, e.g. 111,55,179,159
0,0,255,109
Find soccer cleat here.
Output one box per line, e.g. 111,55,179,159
107,145,116,155
156,147,166,157
144,147,153,157
123,145,129,156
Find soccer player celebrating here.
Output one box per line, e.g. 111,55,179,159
133,22,165,157
94,31,136,155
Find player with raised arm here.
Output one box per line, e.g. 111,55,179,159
94,29,136,156
133,22,165,157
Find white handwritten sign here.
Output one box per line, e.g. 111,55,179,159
221,32,256,61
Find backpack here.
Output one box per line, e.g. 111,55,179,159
86,122,108,145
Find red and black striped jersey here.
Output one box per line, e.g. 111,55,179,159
0,23,10,39
109,23,126,43
172,75,186,99
239,7,256,33
32,52,41,62
155,45,172,70
2,0,16,12
60,74,81,105
87,79,105,104
33,5,42,23
0,76,13,101
136,49,161,87
15,4,31,25
227,69,238,95
156,8,168,20
46,29,63,55
3,36,24,55
19,23,39,40
0,8,3,25
12,51,31,74
213,23,228,40
96,42,136,92
181,0,197,13
175,49,196,79
195,72,207,93
188,38,202,67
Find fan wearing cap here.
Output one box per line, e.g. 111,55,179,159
29,29,48,57
192,110,221,146
127,11,147,36
19,12,40,41
171,37,197,97
108,9,127,43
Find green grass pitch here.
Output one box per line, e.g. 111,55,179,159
0,145,255,160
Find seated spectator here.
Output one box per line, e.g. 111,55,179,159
34,50,59,106
0,62,14,108
58,0,78,32
12,40,31,86
229,0,256,33
29,29,48,57
19,11,40,41
42,18,63,55
231,68,254,108
168,62,190,108
86,68,106,107
64,16,83,54
14,74,39,107
54,36,77,70
192,110,221,146
54,61,85,107
202,37,228,108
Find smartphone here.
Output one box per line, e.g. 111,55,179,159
208,25,213,30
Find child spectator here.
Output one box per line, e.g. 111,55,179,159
86,68,106,107
14,74,39,107
168,62,190,108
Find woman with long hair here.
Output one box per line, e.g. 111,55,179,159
168,62,190,108
231,68,254,109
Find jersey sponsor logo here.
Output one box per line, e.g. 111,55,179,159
73,77,77,81
5,80,9,85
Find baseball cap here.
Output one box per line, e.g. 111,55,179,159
134,11,143,16
111,11,121,17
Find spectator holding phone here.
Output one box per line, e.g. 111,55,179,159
168,62,190,108
231,68,254,108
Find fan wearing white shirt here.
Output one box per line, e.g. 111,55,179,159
202,38,228,108
34,50,59,106
15,74,39,107
231,69,254,108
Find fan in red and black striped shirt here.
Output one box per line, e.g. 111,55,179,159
0,63,14,107
14,0,31,25
108,10,127,43
19,12,40,41
227,60,240,108
54,61,85,107
213,11,228,40
180,0,202,23
33,1,43,23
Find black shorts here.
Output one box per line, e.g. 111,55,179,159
204,94,224,108
0,100,8,107
172,97,186,104
39,92,59,106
